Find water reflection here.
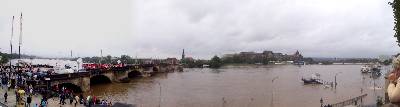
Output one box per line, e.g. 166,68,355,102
87,65,388,107
210,69,224,73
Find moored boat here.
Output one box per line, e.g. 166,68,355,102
302,78,323,84
360,65,371,73
371,64,381,73
302,73,323,84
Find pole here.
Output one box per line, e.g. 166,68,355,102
100,49,103,64
10,16,15,69
360,88,363,106
18,13,22,59
18,46,20,59
271,83,274,107
158,82,161,107
334,72,341,88
334,75,337,88
271,76,278,107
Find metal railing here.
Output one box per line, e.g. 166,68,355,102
331,94,367,107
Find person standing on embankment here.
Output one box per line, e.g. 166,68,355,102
387,55,400,102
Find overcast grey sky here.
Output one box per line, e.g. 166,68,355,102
0,0,398,59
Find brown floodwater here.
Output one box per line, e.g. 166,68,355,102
88,65,388,107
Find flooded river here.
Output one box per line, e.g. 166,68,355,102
89,65,388,107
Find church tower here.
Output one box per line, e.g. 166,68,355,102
182,49,185,60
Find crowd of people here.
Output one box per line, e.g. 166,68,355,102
0,65,114,107
55,85,113,107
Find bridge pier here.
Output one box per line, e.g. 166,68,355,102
80,77,90,92
50,76,90,93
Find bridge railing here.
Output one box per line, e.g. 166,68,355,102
331,94,367,107
43,63,169,81
45,72,90,81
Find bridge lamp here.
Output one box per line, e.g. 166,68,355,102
45,77,51,91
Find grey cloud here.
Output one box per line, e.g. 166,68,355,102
0,0,398,59
131,0,399,59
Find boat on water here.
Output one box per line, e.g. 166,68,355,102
302,73,323,84
302,78,323,84
360,65,371,73
361,64,381,73
371,64,381,73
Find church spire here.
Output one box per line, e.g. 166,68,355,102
295,50,300,55
182,49,185,60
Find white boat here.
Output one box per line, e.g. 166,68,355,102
360,65,371,73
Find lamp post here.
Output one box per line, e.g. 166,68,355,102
271,76,279,107
45,77,50,92
334,72,342,88
158,82,161,107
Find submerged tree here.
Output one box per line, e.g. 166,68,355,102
209,55,222,68
390,0,400,45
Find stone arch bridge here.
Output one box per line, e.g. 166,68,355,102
44,64,182,92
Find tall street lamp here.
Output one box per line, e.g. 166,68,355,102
271,76,279,107
158,82,162,107
334,72,342,88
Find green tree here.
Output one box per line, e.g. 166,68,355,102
0,56,8,64
0,52,11,64
120,55,132,64
390,0,400,45
209,55,222,68
102,55,112,64
382,59,392,66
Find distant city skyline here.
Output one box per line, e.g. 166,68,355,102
0,0,398,59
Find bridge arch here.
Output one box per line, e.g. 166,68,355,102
54,83,83,93
90,75,112,85
128,70,142,78
153,66,159,72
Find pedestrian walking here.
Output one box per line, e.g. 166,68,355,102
4,92,7,102
75,95,79,107
7,81,10,90
27,95,32,107
41,99,47,107
108,100,112,107
79,94,84,104
69,94,73,104
60,93,66,105
29,87,33,95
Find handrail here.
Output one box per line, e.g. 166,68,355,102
331,94,367,107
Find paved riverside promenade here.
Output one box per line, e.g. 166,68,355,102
0,87,85,107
